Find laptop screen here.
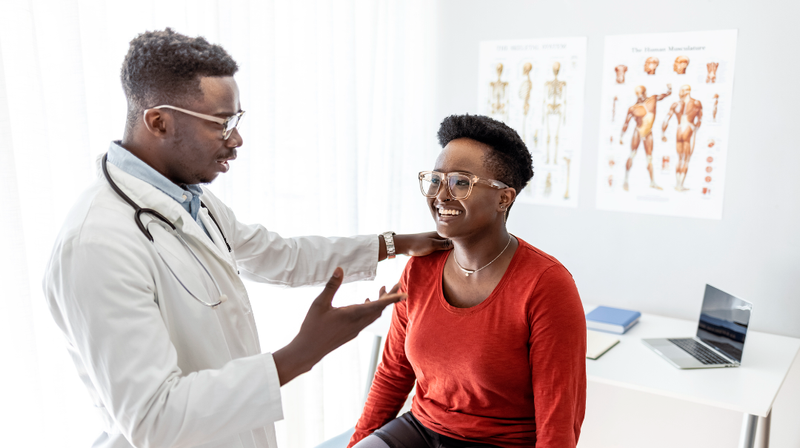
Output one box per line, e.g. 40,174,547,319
696,284,753,362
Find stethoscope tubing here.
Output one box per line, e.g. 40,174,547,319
101,153,228,309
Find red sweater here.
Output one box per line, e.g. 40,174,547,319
349,238,586,448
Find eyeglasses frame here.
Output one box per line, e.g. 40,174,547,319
418,170,510,200
145,105,245,140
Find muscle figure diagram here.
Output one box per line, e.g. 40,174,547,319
662,85,703,191
644,57,659,75
518,62,533,144
615,65,628,84
706,62,719,83
674,56,690,74
489,63,509,121
713,94,719,122
620,84,672,191
612,96,618,121
542,62,567,164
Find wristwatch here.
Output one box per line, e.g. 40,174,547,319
382,231,397,259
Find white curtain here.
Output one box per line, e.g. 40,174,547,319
0,0,438,446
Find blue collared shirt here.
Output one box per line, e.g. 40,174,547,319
106,141,209,237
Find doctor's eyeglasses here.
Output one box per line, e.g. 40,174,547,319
145,105,245,140
418,171,509,201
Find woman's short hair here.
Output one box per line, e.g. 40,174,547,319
436,114,534,203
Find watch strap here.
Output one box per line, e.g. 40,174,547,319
382,231,396,259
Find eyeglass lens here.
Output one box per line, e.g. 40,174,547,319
223,115,240,140
420,172,472,199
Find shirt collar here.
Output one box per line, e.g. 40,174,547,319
106,141,204,204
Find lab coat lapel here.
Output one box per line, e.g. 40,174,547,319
198,207,233,262
104,163,233,269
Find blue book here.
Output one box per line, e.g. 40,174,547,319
585,306,641,334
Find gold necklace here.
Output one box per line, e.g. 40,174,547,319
453,236,512,277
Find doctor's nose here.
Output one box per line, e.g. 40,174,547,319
226,127,243,148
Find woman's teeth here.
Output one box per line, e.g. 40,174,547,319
438,208,462,216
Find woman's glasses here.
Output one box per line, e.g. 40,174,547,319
418,171,509,200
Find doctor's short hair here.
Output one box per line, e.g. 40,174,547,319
121,28,239,134
436,114,533,212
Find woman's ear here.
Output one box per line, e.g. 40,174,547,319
498,188,517,211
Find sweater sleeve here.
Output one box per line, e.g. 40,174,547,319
348,263,417,447
528,265,587,448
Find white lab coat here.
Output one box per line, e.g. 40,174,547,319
43,162,379,448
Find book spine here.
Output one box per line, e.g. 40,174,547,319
586,320,625,334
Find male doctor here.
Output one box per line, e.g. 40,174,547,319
43,28,448,448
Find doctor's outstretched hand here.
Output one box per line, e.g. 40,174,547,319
272,267,406,386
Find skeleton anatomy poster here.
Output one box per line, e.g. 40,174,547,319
595,30,737,219
478,37,587,207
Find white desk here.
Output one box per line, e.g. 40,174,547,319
586,307,800,448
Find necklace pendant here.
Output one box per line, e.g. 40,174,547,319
465,272,470,277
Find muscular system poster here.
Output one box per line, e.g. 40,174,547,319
595,30,737,219
478,37,587,207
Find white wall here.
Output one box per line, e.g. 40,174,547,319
432,0,800,446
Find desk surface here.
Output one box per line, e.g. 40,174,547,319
586,306,800,417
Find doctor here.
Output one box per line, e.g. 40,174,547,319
43,28,448,448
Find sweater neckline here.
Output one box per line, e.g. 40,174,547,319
435,236,525,315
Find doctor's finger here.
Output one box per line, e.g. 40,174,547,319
313,267,344,308
363,293,406,311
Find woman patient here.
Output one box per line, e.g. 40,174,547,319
348,114,586,448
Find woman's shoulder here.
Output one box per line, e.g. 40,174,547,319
399,249,449,290
513,237,566,271
404,249,450,271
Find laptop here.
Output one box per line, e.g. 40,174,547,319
642,284,753,369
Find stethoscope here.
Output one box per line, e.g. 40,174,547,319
102,153,229,309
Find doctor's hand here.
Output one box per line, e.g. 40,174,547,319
272,267,406,386
383,231,451,259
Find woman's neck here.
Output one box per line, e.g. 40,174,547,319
450,228,512,271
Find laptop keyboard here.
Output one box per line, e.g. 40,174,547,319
668,338,731,365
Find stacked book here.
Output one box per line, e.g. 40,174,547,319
585,306,641,334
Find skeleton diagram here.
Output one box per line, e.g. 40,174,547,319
563,157,572,199
662,85,703,191
489,63,509,122
615,65,628,84
542,62,567,164
706,62,719,83
620,84,672,191
674,56,690,74
544,173,552,196
518,62,533,144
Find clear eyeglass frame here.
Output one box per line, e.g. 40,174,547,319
418,170,509,200
145,105,245,140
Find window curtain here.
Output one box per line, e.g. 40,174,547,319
0,1,438,446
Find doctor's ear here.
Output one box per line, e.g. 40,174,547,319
142,109,170,137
